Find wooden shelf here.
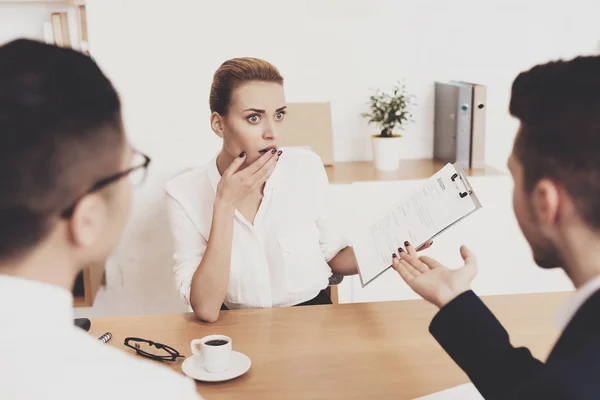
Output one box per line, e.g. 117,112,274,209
72,262,106,307
2,0,89,53
325,159,504,184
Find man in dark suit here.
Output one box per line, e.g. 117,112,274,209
392,55,600,399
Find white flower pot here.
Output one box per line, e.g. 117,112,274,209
372,135,402,171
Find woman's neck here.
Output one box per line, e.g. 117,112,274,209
215,148,236,176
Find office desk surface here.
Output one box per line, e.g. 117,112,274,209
90,292,570,399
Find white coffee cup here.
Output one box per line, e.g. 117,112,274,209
191,334,232,373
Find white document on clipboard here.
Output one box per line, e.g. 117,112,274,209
351,163,482,287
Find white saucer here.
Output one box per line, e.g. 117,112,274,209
181,351,251,382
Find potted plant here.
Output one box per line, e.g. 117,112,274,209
361,82,415,171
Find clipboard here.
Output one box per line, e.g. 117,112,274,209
350,163,482,287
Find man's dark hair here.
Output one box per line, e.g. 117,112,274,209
510,55,600,229
0,39,123,260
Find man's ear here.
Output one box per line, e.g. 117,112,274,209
210,112,224,138
67,194,107,248
531,178,560,229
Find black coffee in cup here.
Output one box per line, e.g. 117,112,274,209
205,339,229,346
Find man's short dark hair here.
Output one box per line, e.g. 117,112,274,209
0,39,124,259
510,55,600,229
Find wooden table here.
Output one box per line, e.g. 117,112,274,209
90,292,570,399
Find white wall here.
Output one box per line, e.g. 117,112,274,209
1,0,596,317
88,0,600,168
0,3,64,44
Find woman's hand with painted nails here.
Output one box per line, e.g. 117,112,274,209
215,149,279,209
416,240,433,251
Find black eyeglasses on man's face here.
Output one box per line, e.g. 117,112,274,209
60,150,151,218
124,337,184,362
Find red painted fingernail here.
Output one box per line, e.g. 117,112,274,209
404,241,410,247
271,148,277,154
239,152,246,157
278,150,283,156
392,253,397,258
398,248,404,253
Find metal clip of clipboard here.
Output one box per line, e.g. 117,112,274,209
451,171,473,199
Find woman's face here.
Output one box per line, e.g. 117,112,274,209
217,81,286,164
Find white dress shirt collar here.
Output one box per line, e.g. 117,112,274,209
0,274,74,329
556,274,600,332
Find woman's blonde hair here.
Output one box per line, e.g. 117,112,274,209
209,57,284,115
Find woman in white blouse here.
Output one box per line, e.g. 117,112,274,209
166,58,429,322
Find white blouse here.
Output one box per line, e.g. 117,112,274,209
165,148,348,310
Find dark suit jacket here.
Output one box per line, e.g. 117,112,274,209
430,290,600,399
